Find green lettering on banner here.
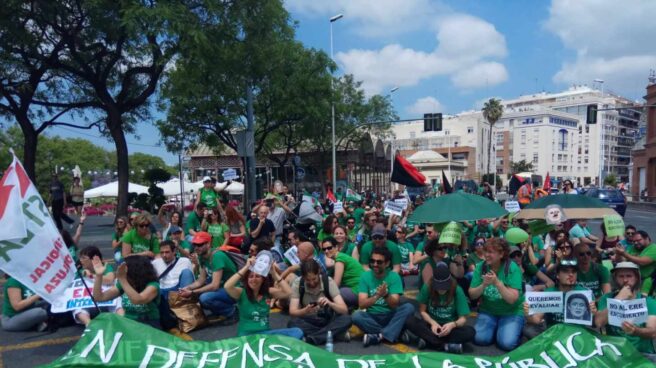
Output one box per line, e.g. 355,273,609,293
438,222,461,244
603,215,624,238
43,314,654,368
0,229,34,262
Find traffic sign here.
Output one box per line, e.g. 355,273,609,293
223,168,238,181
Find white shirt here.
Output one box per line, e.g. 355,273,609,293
152,257,193,289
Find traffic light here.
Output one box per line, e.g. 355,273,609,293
586,104,597,124
423,113,443,131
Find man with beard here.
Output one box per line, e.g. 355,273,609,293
359,224,402,274
413,224,439,266
595,262,656,354
614,230,656,294
353,247,415,347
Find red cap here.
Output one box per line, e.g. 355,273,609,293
192,231,212,245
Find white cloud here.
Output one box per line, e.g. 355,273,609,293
335,15,508,95
545,0,656,93
407,97,444,116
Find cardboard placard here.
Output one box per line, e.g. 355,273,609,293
438,221,461,244
384,201,404,216
607,298,648,327
563,290,594,326
526,291,564,315
504,200,520,213
395,198,408,209
284,246,300,265
251,250,273,277
50,278,119,313
603,215,625,238
332,201,343,213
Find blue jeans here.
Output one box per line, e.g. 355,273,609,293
352,303,415,342
160,269,195,302
246,328,304,339
199,288,236,317
159,269,195,329
474,312,525,351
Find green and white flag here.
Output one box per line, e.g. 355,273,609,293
45,313,654,367
345,186,361,202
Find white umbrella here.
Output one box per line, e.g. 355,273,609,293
84,181,149,198
224,181,244,195
156,178,195,196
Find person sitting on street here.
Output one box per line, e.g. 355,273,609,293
178,232,238,324
73,246,116,326
420,239,464,290
168,226,192,258
574,243,611,300
595,262,656,354
353,247,415,347
185,203,207,242
568,219,598,247
359,224,402,274
121,212,160,259
396,226,417,276
613,230,656,296
224,257,303,338
402,262,475,353
288,259,352,345
1,274,49,332
321,237,363,309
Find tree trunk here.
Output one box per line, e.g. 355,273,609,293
487,122,493,179
107,113,130,217
20,121,38,183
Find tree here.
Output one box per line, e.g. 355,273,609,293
481,173,502,191
482,98,503,179
604,174,617,188
510,160,534,174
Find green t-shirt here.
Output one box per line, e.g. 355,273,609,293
471,261,524,316
398,242,415,265
178,240,192,254
467,224,495,244
347,227,358,243
120,229,159,255
199,187,219,208
317,229,330,243
237,289,270,336
116,281,160,321
532,236,545,255
543,285,588,327
201,250,237,285
335,252,364,292
627,244,656,294
576,263,610,299
598,293,656,354
2,278,36,318
340,242,356,257
416,284,470,325
185,211,202,234
357,270,403,314
353,208,365,225
466,253,484,270
359,240,402,268
207,223,229,248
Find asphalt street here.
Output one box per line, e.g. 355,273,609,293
0,208,653,367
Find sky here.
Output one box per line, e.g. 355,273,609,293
48,0,656,164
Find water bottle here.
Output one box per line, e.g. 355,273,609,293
325,330,333,352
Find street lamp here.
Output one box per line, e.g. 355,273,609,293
594,78,605,186
389,87,399,194
330,13,343,191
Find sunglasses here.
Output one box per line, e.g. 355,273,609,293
626,232,635,236
372,235,385,240
138,223,150,228
578,251,592,256
437,246,448,251
369,259,385,265
561,259,578,266
322,245,335,251
510,252,522,258
559,245,572,250
347,222,355,225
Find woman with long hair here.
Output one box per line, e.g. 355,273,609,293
403,262,474,352
318,215,339,243
546,239,575,274
224,257,303,338
121,213,159,259
469,238,524,351
158,205,184,240
321,237,363,309
333,225,355,256
92,255,160,328
202,207,229,249
112,216,130,262
224,206,246,249
1,274,48,332
69,176,84,216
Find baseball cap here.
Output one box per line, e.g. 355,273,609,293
612,262,639,272
202,176,212,182
192,231,212,244
509,245,521,255
372,224,386,238
431,262,452,291
169,226,182,234
556,259,578,273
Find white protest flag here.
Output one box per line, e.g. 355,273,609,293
0,153,76,304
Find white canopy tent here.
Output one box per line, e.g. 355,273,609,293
84,181,149,199
191,180,244,196
156,178,197,196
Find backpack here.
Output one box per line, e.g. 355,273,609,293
298,269,333,307
214,249,247,270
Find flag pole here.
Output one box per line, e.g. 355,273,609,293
75,268,101,314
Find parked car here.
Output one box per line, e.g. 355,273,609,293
585,188,627,216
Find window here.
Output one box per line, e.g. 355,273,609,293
533,153,538,164
521,133,526,144
467,126,474,134
558,129,568,151
410,131,416,138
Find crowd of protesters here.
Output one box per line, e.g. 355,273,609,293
2,176,656,357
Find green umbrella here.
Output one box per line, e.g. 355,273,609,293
516,194,618,220
409,192,508,224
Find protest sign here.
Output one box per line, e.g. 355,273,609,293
526,291,564,315
394,198,408,209
504,200,520,213
384,201,404,216
251,250,273,277
50,278,119,313
332,201,343,213
0,155,75,304
283,246,300,265
45,313,654,367
564,290,594,326
438,222,461,244
607,298,649,328
603,215,625,238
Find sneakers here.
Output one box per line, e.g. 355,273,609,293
36,322,48,333
363,333,382,347
218,311,239,326
416,338,427,350
444,343,463,354
337,331,351,343
400,329,427,349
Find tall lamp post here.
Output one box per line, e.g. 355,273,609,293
388,87,399,194
594,78,604,187
330,13,343,191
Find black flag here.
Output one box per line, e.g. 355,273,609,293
442,171,452,194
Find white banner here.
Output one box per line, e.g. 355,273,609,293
384,201,404,216
0,155,75,303
607,298,649,327
50,278,119,313
526,291,564,315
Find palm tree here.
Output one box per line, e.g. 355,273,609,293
482,98,504,179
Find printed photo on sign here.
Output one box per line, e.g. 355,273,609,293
251,250,273,277
564,290,593,326
544,204,567,225
526,291,564,315
607,298,649,328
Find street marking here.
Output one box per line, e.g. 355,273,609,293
0,335,80,353
385,342,417,353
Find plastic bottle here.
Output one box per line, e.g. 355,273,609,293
325,330,333,352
